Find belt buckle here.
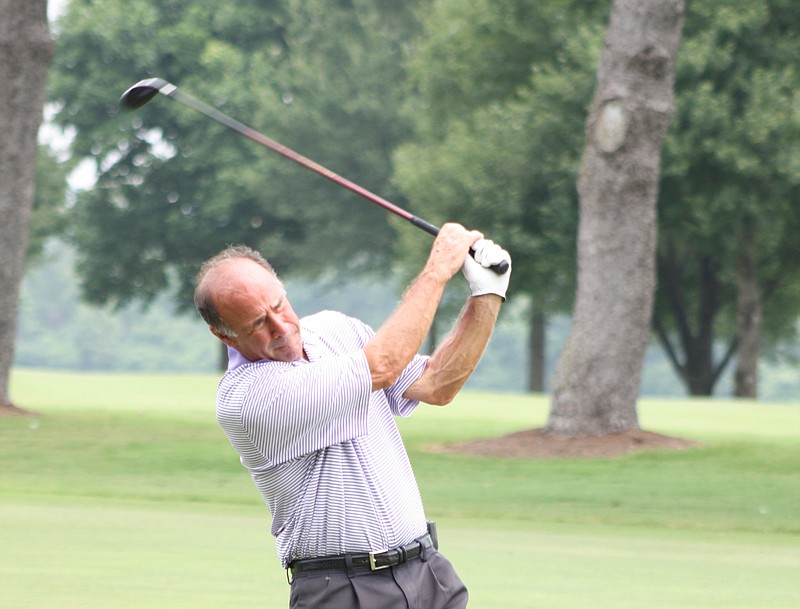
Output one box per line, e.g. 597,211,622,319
369,549,390,571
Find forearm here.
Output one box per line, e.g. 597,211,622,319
363,223,488,391
364,267,447,390
404,294,502,405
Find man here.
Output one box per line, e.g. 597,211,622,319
194,223,511,608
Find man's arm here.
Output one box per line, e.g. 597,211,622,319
363,224,482,391
403,237,512,405
403,294,503,405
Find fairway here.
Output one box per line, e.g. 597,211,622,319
2,369,799,608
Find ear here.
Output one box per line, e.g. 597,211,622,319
209,326,236,348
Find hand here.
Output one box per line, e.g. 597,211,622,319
427,223,485,282
462,239,512,300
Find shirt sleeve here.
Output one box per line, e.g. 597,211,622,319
326,311,429,417
323,312,430,417
384,354,430,417
233,350,373,467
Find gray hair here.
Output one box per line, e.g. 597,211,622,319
194,244,280,338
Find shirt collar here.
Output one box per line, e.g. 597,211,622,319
226,333,317,371
226,346,252,371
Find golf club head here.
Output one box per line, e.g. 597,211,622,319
119,77,171,110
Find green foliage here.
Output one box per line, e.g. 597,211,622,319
397,0,800,394
658,0,800,344
48,0,423,308
18,245,800,398
404,0,607,134
43,0,800,398
395,0,607,309
16,242,218,371
27,146,69,261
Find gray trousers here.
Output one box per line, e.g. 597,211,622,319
288,550,469,609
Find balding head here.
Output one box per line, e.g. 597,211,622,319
194,245,280,338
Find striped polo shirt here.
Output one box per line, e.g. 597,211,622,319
216,310,431,567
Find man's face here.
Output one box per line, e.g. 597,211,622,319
208,259,304,363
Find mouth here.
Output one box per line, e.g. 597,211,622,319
270,339,298,359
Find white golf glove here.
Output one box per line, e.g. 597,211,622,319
462,239,512,300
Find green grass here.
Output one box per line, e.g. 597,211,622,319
2,369,799,608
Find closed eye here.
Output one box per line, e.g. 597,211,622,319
248,316,268,334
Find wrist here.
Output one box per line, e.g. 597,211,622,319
418,263,452,291
470,292,504,303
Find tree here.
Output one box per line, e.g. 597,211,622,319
28,145,70,260
394,0,609,389
48,0,422,313
547,0,684,435
0,0,54,413
396,0,800,401
655,0,800,397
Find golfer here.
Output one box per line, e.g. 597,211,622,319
194,223,511,608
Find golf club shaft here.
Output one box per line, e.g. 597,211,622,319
120,78,508,273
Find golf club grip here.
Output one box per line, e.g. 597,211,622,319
480,254,510,275
409,216,509,275
409,216,440,237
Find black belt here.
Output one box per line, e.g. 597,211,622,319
289,533,435,575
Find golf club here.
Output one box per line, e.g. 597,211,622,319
119,77,508,274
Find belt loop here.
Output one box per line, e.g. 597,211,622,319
419,537,429,562
426,520,439,550
345,553,355,577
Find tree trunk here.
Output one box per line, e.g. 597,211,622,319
0,0,53,411
734,220,761,398
548,0,684,436
527,308,546,393
653,246,736,396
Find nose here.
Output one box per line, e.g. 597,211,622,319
269,313,291,337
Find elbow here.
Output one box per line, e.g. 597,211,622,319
368,353,404,391
414,383,459,406
405,366,466,405
427,392,457,407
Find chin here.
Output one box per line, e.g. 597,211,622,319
272,348,300,362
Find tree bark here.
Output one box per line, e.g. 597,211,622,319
734,220,761,398
0,0,53,410
548,0,684,436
